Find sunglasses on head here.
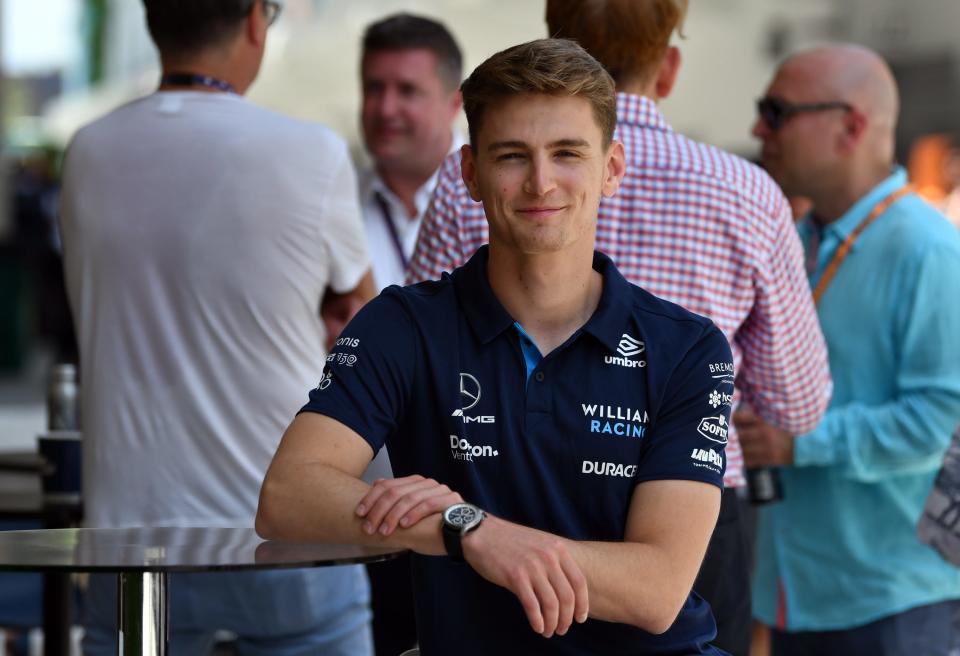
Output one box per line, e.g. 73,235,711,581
756,96,854,131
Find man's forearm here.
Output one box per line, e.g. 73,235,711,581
256,461,444,555
461,514,689,635
567,539,691,633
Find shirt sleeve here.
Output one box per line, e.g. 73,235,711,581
406,152,471,284
299,290,418,454
736,193,832,434
635,323,734,488
320,143,371,293
794,243,960,481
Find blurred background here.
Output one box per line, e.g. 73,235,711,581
2,0,960,447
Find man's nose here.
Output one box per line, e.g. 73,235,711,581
751,116,771,140
523,157,557,196
375,88,400,117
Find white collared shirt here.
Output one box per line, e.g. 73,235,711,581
359,132,465,291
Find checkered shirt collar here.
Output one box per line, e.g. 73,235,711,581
615,92,672,134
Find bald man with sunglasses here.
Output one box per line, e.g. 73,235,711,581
743,45,960,655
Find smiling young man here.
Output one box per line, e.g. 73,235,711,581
258,38,732,655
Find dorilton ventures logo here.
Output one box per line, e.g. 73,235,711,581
450,435,499,462
605,333,647,368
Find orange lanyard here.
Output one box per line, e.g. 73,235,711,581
811,185,911,306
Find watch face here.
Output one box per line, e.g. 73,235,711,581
445,504,479,528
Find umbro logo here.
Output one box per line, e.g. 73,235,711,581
605,334,647,369
617,334,644,358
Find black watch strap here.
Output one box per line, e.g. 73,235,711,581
442,523,466,562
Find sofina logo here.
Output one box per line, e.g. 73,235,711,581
605,334,647,368
697,414,729,444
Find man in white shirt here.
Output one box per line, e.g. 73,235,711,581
358,13,464,291
59,1,374,653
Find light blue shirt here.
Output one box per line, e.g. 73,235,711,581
753,167,960,631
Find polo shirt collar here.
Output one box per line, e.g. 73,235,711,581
799,166,908,244
452,246,514,344
452,246,634,354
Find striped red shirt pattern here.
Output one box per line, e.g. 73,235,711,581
408,93,832,487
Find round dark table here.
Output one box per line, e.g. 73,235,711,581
0,527,402,655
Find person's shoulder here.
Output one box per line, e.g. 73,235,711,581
672,132,786,214
238,102,347,150
67,95,153,150
627,281,719,339
886,194,960,256
379,274,457,311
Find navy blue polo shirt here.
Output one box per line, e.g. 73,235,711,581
303,246,732,655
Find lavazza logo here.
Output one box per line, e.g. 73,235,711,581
604,333,647,368
451,373,495,424
690,447,723,473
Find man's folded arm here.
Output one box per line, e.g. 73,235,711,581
255,412,446,556
464,480,720,633
567,479,720,633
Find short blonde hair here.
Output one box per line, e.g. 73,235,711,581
460,38,617,147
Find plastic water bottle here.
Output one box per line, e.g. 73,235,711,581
47,363,79,431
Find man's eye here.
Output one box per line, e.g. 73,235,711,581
556,150,580,158
496,153,525,162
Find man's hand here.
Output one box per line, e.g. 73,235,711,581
734,407,795,466
462,515,589,639
355,475,463,536
320,270,376,350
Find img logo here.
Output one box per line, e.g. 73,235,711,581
605,333,647,368
451,373,495,424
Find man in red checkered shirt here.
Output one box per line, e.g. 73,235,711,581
407,1,832,653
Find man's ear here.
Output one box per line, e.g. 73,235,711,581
601,141,626,198
460,144,482,202
654,46,681,100
246,0,268,48
448,90,463,123
837,109,868,154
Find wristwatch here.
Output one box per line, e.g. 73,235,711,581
441,502,485,562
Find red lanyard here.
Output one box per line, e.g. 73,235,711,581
811,185,911,306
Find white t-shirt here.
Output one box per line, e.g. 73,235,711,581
60,91,369,528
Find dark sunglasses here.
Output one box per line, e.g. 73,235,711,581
756,96,854,131
262,0,282,26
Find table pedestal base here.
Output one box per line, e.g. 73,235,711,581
117,571,167,656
